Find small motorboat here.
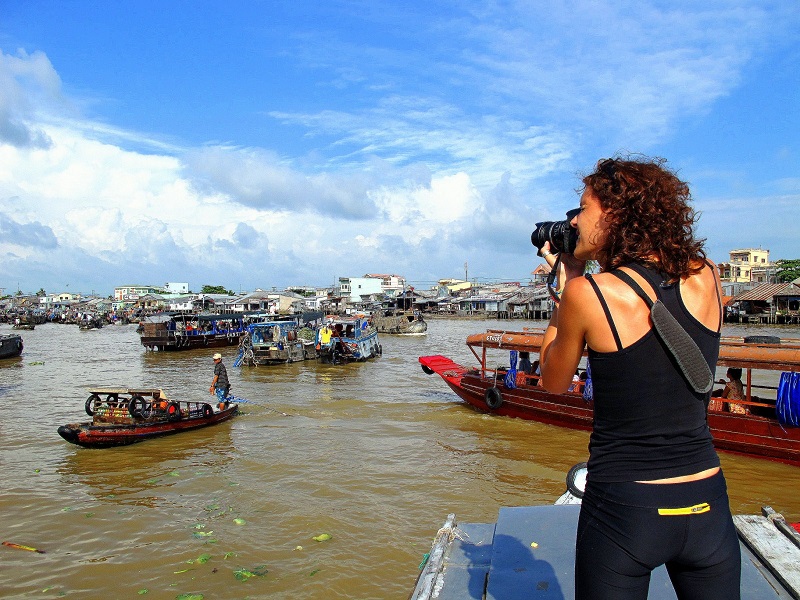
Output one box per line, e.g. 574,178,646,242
0,333,23,359
58,388,238,448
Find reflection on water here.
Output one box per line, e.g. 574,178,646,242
0,320,799,598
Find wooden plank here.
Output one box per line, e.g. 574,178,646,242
410,514,457,600
734,513,800,598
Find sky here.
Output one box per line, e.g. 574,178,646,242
1,1,798,297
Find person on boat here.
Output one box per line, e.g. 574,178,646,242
519,351,533,374
538,156,740,600
711,367,747,414
209,353,230,407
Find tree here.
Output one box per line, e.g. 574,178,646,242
36,288,46,297
201,285,234,295
775,259,800,283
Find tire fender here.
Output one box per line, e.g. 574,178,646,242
202,403,214,418
167,401,182,421
421,364,434,375
85,393,100,416
485,387,503,409
128,395,147,418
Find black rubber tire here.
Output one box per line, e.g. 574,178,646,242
743,335,780,344
106,394,118,407
421,365,434,375
128,395,147,418
485,387,503,410
167,401,182,422
85,394,100,416
202,403,214,418
566,462,588,499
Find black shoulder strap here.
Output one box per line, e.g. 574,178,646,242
611,269,713,394
585,274,623,351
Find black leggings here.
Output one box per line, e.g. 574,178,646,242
575,470,741,600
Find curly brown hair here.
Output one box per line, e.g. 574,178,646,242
582,155,706,281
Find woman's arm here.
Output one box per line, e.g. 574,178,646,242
539,245,589,392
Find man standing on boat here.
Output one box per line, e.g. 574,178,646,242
210,352,230,407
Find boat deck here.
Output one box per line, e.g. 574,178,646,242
411,504,799,599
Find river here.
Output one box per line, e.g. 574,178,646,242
1,319,799,599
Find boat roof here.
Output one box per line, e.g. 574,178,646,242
411,504,799,599
466,329,800,371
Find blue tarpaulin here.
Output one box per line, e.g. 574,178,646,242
777,371,800,426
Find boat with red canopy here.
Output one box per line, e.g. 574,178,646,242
419,329,800,467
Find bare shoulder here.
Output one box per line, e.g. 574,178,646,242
680,259,721,330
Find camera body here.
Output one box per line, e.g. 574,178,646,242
531,208,580,254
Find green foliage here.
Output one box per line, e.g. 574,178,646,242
775,259,800,283
36,288,46,296
201,285,234,295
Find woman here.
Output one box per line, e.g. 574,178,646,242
539,156,741,600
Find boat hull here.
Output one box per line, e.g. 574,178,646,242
58,404,238,448
0,334,23,359
140,332,244,351
420,354,800,467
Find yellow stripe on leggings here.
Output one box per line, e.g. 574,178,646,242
658,503,710,516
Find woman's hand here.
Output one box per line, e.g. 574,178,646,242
542,241,587,293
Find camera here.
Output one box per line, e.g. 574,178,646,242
531,208,580,254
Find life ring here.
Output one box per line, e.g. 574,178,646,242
128,395,148,418
202,403,214,418
566,462,588,499
743,335,780,344
85,393,100,416
485,387,503,409
167,401,182,421
421,365,434,375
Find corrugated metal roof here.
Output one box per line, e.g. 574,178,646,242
734,283,789,302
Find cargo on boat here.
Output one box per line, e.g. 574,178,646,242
420,329,800,467
57,388,238,448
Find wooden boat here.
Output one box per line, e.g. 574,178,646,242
57,388,238,448
419,329,800,467
410,466,800,600
372,309,428,334
139,313,250,351
235,318,317,366
317,316,382,364
0,333,23,359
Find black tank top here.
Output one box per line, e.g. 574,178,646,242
585,263,721,482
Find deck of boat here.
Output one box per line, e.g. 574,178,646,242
411,504,800,599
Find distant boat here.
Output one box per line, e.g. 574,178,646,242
316,316,382,364
0,333,23,359
139,312,250,351
372,309,427,335
57,387,238,448
236,318,318,366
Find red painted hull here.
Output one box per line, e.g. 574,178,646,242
58,405,238,448
420,354,800,467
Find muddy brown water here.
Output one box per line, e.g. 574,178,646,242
1,320,799,598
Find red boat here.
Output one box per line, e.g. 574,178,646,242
58,388,238,448
419,329,800,467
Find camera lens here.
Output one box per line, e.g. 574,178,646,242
530,208,580,254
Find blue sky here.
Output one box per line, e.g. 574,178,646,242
1,1,798,296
